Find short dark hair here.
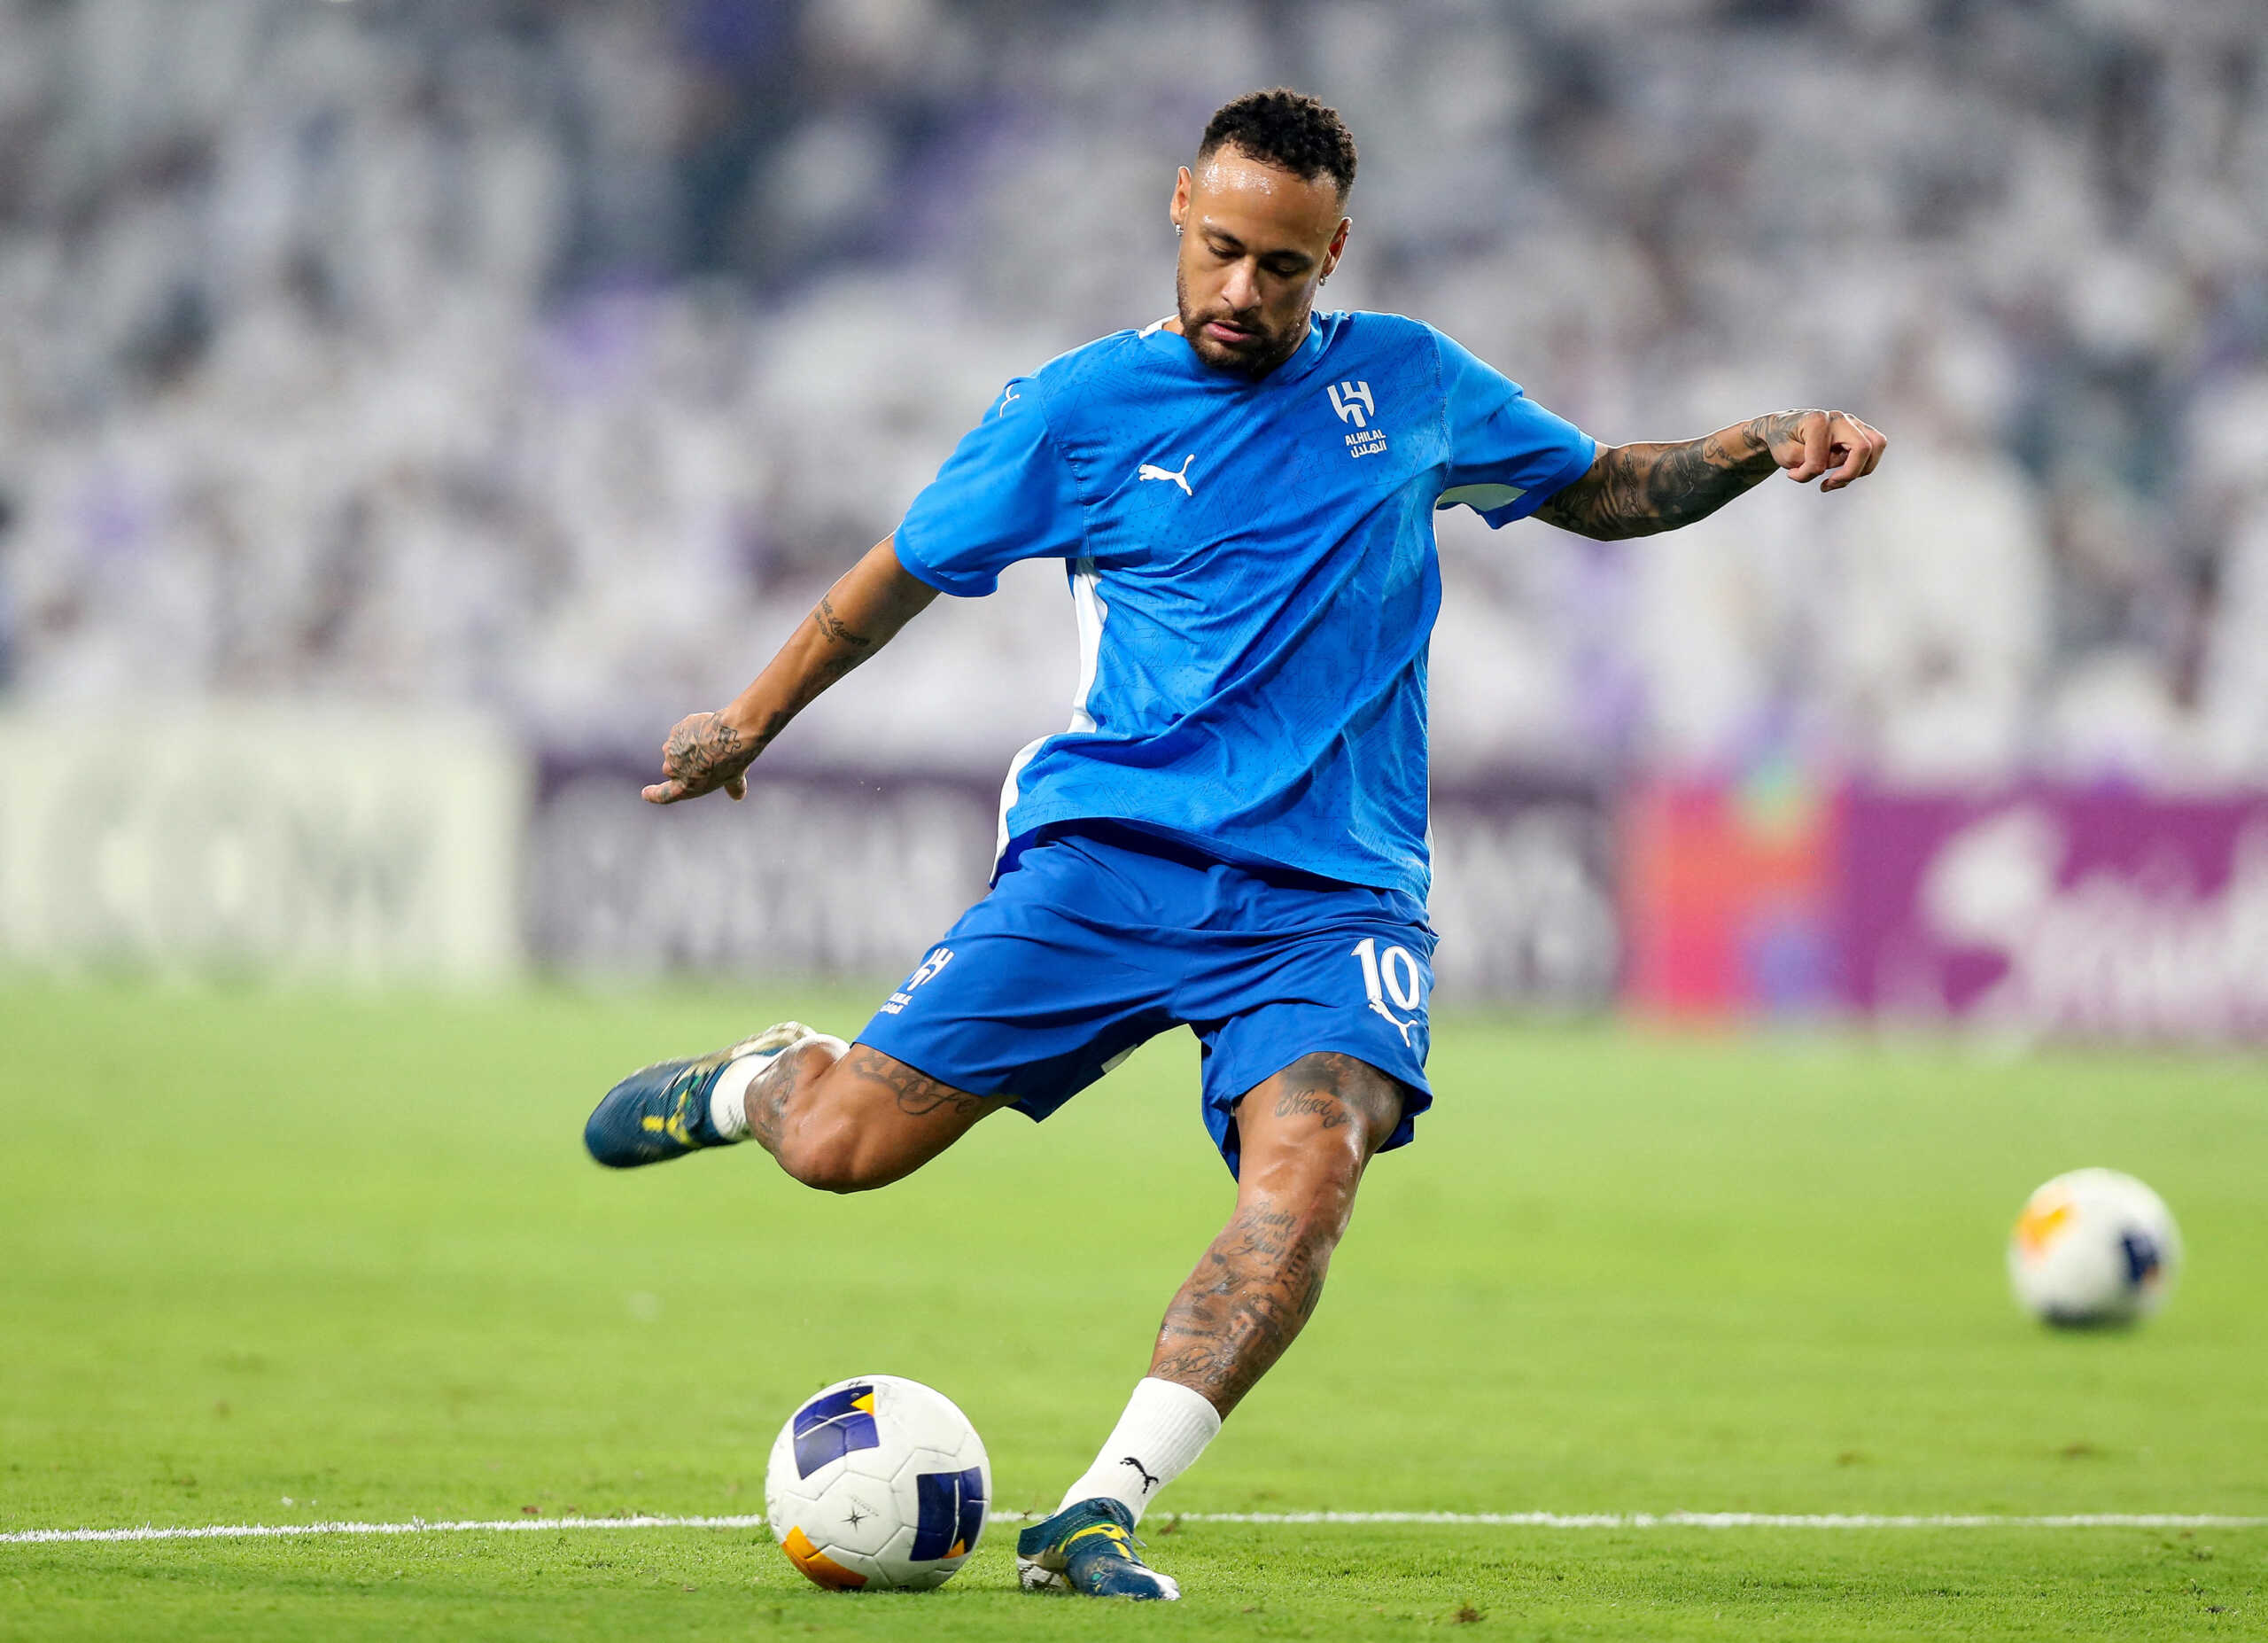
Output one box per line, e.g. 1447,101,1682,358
1198,89,1357,199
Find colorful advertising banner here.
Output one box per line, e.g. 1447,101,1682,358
1840,785,2268,1043
1624,770,2268,1042
1621,762,1840,1022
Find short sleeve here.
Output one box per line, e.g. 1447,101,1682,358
1430,328,1596,528
893,378,1086,596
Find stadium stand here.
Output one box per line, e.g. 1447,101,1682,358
0,0,2262,785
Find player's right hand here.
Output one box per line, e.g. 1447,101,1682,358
642,710,755,805
1761,408,1888,493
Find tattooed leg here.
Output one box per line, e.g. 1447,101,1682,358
740,1041,1013,1195
1147,1053,1408,1415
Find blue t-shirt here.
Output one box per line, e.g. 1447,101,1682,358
893,310,1596,900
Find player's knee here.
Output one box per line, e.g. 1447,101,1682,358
782,1035,848,1083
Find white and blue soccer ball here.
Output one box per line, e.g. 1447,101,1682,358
2008,1169,2182,1328
764,1374,990,1591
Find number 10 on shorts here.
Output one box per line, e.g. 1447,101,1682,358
1351,937,1425,1046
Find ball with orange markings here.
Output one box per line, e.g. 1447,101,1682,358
2008,1169,2181,1328
764,1374,990,1591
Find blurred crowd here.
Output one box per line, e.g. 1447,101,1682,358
1,0,2264,784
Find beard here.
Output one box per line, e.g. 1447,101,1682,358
1174,265,1309,378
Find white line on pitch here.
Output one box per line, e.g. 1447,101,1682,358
2,1515,774,1546
6,1511,2266,1546
1154,1512,2268,1529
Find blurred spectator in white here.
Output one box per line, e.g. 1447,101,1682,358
0,0,2262,790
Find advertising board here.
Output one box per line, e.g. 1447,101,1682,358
528,758,1620,1008
1841,784,2268,1042
0,707,525,983
1621,770,2268,1042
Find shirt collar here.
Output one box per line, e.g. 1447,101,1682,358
1149,310,1334,388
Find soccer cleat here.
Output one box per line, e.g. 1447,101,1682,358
583,1021,821,1169
1015,1499,1179,1600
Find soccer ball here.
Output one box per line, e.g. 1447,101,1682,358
2008,1169,2182,1328
764,1374,990,1591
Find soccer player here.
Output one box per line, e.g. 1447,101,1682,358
584,89,1885,1600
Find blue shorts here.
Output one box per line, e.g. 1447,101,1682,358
854,822,1435,1177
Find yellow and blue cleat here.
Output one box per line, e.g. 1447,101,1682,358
1015,1499,1179,1600
582,1021,820,1169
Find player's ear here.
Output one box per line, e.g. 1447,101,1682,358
1322,215,1351,280
1170,166,1192,232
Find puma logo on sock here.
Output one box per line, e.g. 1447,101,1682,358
1119,1456,1161,1494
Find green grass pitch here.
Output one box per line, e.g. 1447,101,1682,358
3,982,2263,1639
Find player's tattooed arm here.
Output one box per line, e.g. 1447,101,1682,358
643,535,939,804
1534,423,1779,539
813,592,872,653
1533,409,1887,540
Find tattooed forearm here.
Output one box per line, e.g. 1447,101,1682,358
814,594,874,650
1535,410,1806,540
648,544,938,806
805,593,883,691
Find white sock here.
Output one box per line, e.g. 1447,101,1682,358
703,1034,848,1134
707,1055,765,1141
706,1034,846,1141
1055,1378,1222,1523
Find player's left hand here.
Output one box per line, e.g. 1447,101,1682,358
1762,409,1887,493
642,710,754,805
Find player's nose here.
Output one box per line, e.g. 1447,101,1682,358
1221,258,1262,312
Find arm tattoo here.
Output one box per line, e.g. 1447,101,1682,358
813,594,874,650
809,595,882,690
1535,410,1805,540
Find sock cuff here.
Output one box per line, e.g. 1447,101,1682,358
709,1031,849,1141
1130,1376,1224,1442
707,1056,758,1141
1055,1377,1223,1522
